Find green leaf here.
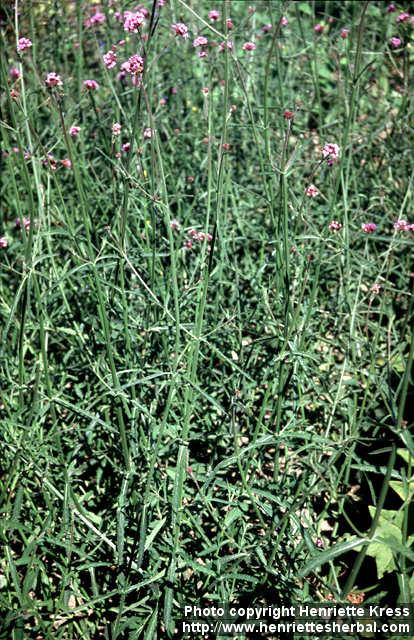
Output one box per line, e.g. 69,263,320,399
299,537,369,576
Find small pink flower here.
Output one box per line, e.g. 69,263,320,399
222,142,231,151
159,97,167,106
322,142,340,163
112,122,122,136
123,54,145,75
314,23,324,33
184,239,193,249
16,217,31,230
10,89,20,99
61,158,72,169
122,142,130,153
387,3,396,12
362,222,377,234
219,40,233,52
0,236,8,248
136,5,150,18
69,125,81,137
143,127,153,139
17,37,32,52
306,184,319,198
396,12,410,22
123,11,145,32
283,110,294,119
103,50,117,68
170,219,180,231
171,86,178,95
201,87,209,95
262,23,272,32
9,67,21,80
208,10,220,21
226,18,234,30
389,36,402,48
394,219,408,231
193,36,208,47
281,16,288,27
370,283,381,294
45,72,63,87
197,50,208,58
329,220,342,232
83,79,99,90
88,11,106,26
171,23,189,38
340,28,349,39
242,41,256,51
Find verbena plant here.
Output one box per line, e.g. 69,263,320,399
0,0,413,638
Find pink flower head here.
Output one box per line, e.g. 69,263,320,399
242,41,256,51
306,184,319,198
322,142,340,163
314,23,324,33
193,36,208,47
159,97,167,106
370,283,381,294
387,3,396,11
184,239,193,249
0,236,8,248
226,18,234,30
171,23,189,38
340,28,349,39
17,37,32,52
208,10,220,21
362,222,377,234
16,216,31,230
10,89,20,99
170,219,180,231
389,36,402,48
201,87,209,95
394,219,408,231
9,67,21,80
122,142,130,153
197,50,208,58
123,11,145,32
83,79,99,90
222,142,231,151
281,16,288,27
136,5,150,17
283,110,294,119
123,54,145,75
103,50,117,68
61,158,72,169
45,72,63,87
86,11,106,27
328,220,342,232
143,127,153,139
396,12,410,22
69,125,81,137
262,23,272,32
219,40,233,52
112,122,122,136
